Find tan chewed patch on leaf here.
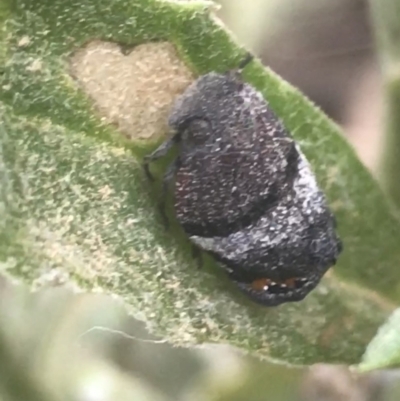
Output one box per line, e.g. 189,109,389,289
70,41,194,140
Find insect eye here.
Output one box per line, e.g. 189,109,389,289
178,116,210,132
181,117,211,147
187,118,210,131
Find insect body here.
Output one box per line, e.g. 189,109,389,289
144,55,342,306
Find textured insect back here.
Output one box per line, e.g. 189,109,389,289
144,54,342,307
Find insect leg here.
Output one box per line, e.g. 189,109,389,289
191,245,203,269
158,157,181,229
143,134,179,181
237,52,254,71
228,52,254,78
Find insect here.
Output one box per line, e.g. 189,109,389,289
143,54,342,307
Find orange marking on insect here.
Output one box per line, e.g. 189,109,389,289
284,278,297,288
251,278,271,291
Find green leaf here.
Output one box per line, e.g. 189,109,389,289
359,308,400,371
368,0,400,210
1,0,399,365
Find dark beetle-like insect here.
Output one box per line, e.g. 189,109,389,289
144,54,342,307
